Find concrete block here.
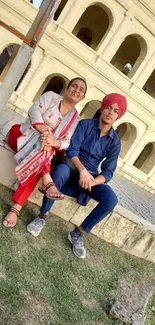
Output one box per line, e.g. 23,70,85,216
52,196,79,221
29,185,79,221
123,174,131,180
123,226,155,258
98,212,137,247
144,185,151,191
70,198,111,235
131,178,139,184
146,244,155,263
108,279,154,324
70,199,97,227
91,213,111,236
15,108,26,116
116,169,124,176
7,102,16,110
138,182,145,188
115,205,155,232
0,146,17,188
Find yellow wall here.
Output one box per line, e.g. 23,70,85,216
0,0,155,193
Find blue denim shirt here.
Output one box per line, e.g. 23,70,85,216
66,118,121,183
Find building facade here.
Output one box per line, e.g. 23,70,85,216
0,0,155,192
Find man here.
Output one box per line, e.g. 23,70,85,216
27,93,127,259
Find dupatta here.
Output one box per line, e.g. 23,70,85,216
15,108,79,186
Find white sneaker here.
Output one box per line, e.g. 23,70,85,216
27,214,47,237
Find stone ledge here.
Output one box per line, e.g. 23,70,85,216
1,145,155,263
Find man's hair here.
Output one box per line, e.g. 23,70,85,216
67,77,87,94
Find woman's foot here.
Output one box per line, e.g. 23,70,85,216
39,182,64,200
2,207,20,228
45,183,64,199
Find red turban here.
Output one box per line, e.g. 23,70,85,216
101,93,127,120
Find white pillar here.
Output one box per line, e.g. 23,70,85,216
101,11,134,62
21,55,51,102
59,0,85,31
125,130,150,166
134,50,155,88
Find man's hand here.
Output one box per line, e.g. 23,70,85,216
79,169,96,191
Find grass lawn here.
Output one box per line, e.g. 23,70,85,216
0,184,155,325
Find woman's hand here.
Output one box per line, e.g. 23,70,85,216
79,169,96,191
41,131,61,149
40,130,53,157
41,131,53,146
42,144,51,158
35,124,49,134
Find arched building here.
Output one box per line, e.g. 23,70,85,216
0,0,155,193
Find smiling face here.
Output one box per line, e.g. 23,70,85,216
64,79,86,104
100,103,119,126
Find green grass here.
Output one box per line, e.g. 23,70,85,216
0,184,155,325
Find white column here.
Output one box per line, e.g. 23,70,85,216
59,0,85,31
133,51,155,88
21,55,51,102
125,129,150,166
100,11,134,62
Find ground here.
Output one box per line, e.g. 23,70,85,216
0,184,155,325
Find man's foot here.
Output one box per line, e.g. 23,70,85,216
2,207,20,228
38,182,64,200
27,214,47,237
68,228,86,258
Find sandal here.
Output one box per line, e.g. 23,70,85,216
2,207,20,228
38,182,64,200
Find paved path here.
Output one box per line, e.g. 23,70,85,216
110,173,155,224
0,106,155,225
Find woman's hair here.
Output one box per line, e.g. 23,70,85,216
67,77,87,94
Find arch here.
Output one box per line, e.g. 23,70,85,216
0,44,32,91
133,142,155,174
115,122,137,159
110,34,147,78
72,3,113,50
0,44,19,82
80,100,101,119
142,69,155,99
54,0,68,20
33,74,69,102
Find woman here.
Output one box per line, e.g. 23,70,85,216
3,77,87,227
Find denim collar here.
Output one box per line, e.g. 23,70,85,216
94,118,114,139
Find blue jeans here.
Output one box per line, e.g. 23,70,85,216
40,164,118,233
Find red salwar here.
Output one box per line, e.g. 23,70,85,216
8,124,50,206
